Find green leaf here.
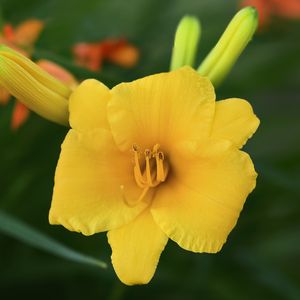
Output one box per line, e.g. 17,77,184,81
235,251,300,300
0,210,107,269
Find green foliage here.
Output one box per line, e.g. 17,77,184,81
0,211,107,268
0,0,300,299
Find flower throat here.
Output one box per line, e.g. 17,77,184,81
121,144,169,207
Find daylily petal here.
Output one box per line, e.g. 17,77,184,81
69,79,110,131
0,86,10,104
11,101,30,129
272,0,300,19
104,41,139,68
107,209,168,285
151,138,257,253
2,24,15,42
13,19,44,47
107,67,215,151
73,43,102,71
211,98,260,148
36,59,78,90
50,128,151,235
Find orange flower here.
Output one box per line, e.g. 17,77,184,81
36,60,78,90
271,0,300,18
11,20,44,48
11,102,30,130
73,38,139,71
0,20,77,129
72,43,101,72
0,86,10,105
241,0,300,27
0,21,43,55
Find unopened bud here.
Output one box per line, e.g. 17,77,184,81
170,15,201,71
0,45,71,125
197,7,258,86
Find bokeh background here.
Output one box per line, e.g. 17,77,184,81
1,0,300,299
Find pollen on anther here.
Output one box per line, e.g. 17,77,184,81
144,149,152,158
158,151,164,160
132,143,139,152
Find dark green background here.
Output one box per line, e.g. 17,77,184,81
1,0,300,299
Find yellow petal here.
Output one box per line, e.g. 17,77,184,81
151,138,257,253
69,79,110,131
0,45,70,125
107,67,215,151
49,128,151,235
108,209,168,285
211,98,260,148
0,46,71,98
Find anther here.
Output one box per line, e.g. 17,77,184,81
144,149,152,157
132,144,146,187
152,144,160,156
132,143,139,152
158,151,164,160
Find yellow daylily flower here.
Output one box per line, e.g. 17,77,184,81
49,67,259,285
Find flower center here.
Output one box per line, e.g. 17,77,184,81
121,143,169,207
132,143,169,188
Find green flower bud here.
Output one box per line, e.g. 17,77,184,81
197,7,258,86
170,15,201,71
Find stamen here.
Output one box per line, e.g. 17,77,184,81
161,162,169,182
155,151,165,182
152,144,160,155
120,185,149,207
144,149,154,187
129,143,169,206
132,144,146,188
133,166,147,188
132,143,139,152
132,144,142,175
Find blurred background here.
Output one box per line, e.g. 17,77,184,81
0,0,300,299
